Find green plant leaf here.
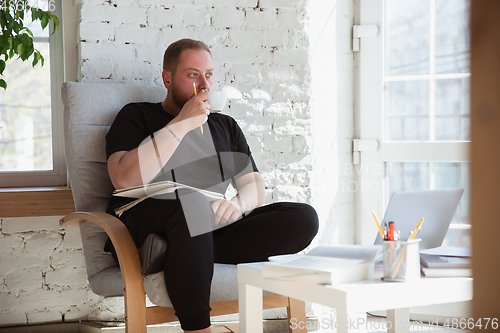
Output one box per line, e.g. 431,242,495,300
52,14,60,28
32,51,40,67
11,36,20,52
0,11,5,26
3,10,11,22
25,27,33,37
24,44,34,59
41,14,49,29
13,21,21,34
51,14,60,34
0,2,59,88
34,8,43,21
6,14,15,31
0,34,7,54
31,7,39,20
16,32,26,46
16,5,25,20
1,24,12,39
16,43,25,59
19,32,32,47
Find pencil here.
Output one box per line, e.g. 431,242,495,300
193,83,203,134
390,245,407,278
372,210,385,240
410,218,424,240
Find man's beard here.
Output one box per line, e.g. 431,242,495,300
170,81,191,110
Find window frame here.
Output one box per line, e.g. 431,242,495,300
354,0,471,245
0,0,67,187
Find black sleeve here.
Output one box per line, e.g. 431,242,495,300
105,104,149,159
231,117,259,174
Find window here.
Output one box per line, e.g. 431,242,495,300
0,0,66,187
384,0,470,142
386,162,470,246
354,0,470,247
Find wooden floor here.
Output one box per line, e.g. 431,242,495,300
0,319,289,333
0,317,469,333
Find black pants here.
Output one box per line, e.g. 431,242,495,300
113,195,319,331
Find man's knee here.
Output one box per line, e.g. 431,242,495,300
276,202,319,239
277,202,319,252
296,203,319,237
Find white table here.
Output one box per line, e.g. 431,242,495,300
238,263,473,333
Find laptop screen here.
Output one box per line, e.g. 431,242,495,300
373,188,464,250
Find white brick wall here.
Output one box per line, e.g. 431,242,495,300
0,0,355,327
0,216,126,327
0,217,86,326
76,0,323,204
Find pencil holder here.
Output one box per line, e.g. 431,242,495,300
383,240,420,282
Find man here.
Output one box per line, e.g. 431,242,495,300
105,38,318,333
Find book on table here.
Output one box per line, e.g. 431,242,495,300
419,246,471,278
113,180,225,215
420,254,471,269
420,267,472,278
419,246,471,257
262,245,382,285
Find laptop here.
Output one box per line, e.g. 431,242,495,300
374,188,464,250
371,188,468,321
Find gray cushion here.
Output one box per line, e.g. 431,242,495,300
62,81,166,285
88,266,124,297
90,264,248,304
145,264,273,307
61,81,252,307
145,264,239,307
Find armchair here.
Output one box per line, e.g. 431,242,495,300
59,81,306,333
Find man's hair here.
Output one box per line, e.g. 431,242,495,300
162,38,211,73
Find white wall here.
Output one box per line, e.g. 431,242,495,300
308,0,354,247
0,216,124,326
0,0,354,326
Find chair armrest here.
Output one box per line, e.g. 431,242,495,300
59,212,142,279
60,212,147,322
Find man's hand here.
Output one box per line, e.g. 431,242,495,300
211,199,243,226
172,91,210,131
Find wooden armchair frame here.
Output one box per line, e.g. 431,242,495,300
60,212,306,333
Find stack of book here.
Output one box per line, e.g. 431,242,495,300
420,246,471,278
262,245,382,285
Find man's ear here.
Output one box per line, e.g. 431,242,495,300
162,70,172,89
